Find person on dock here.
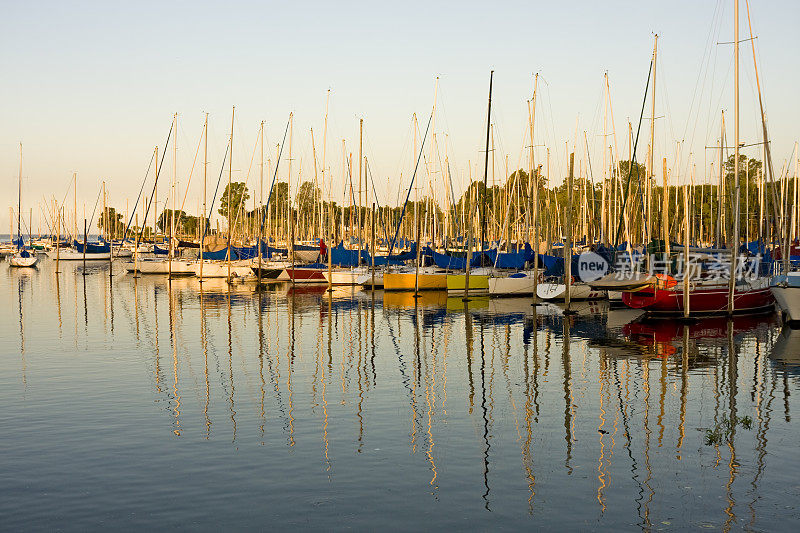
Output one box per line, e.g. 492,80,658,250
319,238,327,263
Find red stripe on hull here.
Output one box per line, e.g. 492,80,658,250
283,268,326,282
623,284,774,316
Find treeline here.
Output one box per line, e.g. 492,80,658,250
105,154,796,247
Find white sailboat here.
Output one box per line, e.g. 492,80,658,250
9,143,38,268
771,272,800,323
488,271,538,297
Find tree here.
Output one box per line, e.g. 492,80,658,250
296,181,321,215
219,182,250,222
97,207,124,238
157,209,187,233
268,181,289,214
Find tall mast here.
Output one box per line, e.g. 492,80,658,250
228,106,234,280
430,77,438,249
481,71,494,248
728,0,740,314
528,74,540,306
74,172,77,237
171,112,177,268
601,73,608,245
287,112,294,265
258,119,264,282
648,35,657,248
200,112,207,280
745,0,779,250
311,128,321,243
154,146,158,242
17,143,22,245
322,90,330,246
717,112,725,246
358,118,363,265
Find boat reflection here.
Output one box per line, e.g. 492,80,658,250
4,255,797,529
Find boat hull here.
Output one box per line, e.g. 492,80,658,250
447,274,489,295
278,267,326,283
623,280,774,316
771,286,800,322
383,272,447,291
536,282,606,301
323,270,362,285
251,263,288,279
193,261,252,278
126,259,195,275
357,269,384,288
8,254,38,267
47,250,110,261
488,274,536,297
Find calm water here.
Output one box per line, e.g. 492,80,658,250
2,256,799,531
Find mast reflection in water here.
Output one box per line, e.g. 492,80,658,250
1,258,798,530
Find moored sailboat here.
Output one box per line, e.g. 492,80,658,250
9,144,38,268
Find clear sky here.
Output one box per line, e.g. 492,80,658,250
2,0,798,234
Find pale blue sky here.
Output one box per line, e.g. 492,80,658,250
2,0,798,233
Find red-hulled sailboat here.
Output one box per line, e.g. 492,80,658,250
622,274,774,316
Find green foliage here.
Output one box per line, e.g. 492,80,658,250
97,207,124,238
157,209,208,236
296,181,321,215
704,415,753,446
219,182,250,221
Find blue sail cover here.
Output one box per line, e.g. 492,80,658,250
373,246,416,266
330,242,371,267
539,253,583,277
430,247,497,270
372,243,418,266
203,247,230,260
431,249,467,270
73,240,111,253
199,241,274,261
494,243,534,269
153,244,168,255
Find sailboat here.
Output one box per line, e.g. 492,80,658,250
619,2,774,318
770,272,800,323
9,143,38,268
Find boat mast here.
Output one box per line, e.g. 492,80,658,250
358,118,363,266
17,143,22,248
481,71,494,249
170,112,176,279
648,35,657,250
228,106,234,281
200,112,207,281
258,120,264,284
74,172,77,238
727,0,740,315
529,74,540,307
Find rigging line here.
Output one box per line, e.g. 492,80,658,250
584,132,600,239
203,142,229,243
57,172,77,220
122,150,156,241
174,120,207,236
87,187,103,238
259,115,292,237
365,158,390,246
613,56,654,258
229,125,263,242
388,111,434,257
681,0,724,144
136,121,174,248
446,159,460,240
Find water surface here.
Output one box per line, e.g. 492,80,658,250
2,258,799,530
